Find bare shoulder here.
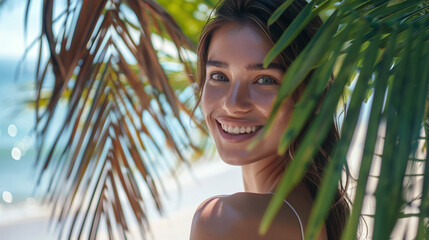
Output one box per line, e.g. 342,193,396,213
190,192,314,240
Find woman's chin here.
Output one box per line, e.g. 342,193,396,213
220,158,244,166
217,151,255,166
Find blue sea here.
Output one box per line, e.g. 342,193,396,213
0,57,39,205
0,0,43,206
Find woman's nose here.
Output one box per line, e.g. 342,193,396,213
223,80,252,115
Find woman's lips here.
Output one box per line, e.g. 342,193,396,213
215,120,263,142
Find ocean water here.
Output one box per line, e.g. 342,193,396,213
0,0,40,206
0,57,38,206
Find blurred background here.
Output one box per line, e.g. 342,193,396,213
0,1,243,239
2,1,426,239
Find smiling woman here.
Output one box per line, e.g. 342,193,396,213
190,0,350,239
202,23,293,166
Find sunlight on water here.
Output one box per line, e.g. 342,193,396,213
2,191,13,204
11,147,21,160
7,124,17,137
16,136,34,155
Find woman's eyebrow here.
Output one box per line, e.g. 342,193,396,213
206,61,284,71
246,63,284,71
206,60,229,68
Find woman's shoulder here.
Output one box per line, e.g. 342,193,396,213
190,192,305,240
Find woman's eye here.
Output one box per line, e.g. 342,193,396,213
209,73,228,82
256,76,278,85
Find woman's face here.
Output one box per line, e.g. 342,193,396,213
201,23,294,165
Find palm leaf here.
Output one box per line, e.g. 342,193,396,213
260,0,429,239
26,0,207,239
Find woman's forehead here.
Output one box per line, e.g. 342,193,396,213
207,23,273,64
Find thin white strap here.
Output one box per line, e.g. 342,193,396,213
269,192,304,240
282,199,304,240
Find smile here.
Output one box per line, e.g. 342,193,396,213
220,123,262,135
215,120,263,143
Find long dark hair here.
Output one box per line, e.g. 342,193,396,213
196,0,351,239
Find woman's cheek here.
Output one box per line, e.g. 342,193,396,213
202,83,224,108
250,89,278,116
201,84,219,119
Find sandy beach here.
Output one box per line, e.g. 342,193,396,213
0,159,243,240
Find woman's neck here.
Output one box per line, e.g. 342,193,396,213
241,155,285,193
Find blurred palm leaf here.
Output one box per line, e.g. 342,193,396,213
26,0,208,239
156,0,217,45
260,0,429,239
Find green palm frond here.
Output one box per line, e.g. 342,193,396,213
25,0,429,239
27,0,207,238
260,0,429,239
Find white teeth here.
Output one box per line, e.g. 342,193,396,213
220,123,260,135
246,127,251,133
233,127,239,134
240,127,245,134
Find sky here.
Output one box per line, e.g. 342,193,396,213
0,0,42,60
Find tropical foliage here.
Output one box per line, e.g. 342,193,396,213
25,0,210,239
25,0,429,239
156,0,217,44
259,0,429,239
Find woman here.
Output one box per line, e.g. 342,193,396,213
190,0,350,239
